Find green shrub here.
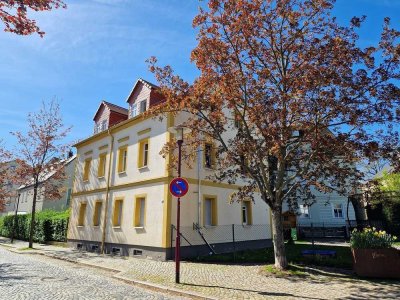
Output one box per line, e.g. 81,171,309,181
0,210,69,243
350,227,397,249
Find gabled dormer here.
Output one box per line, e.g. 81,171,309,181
93,101,128,134
126,78,164,118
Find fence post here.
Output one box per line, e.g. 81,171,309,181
232,224,236,263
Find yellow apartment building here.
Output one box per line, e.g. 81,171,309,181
67,78,272,260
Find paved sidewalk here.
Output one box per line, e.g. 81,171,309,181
1,237,399,300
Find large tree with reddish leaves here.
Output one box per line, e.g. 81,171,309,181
148,0,400,269
0,141,12,212
0,0,66,36
12,100,70,248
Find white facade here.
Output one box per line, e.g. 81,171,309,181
16,156,76,214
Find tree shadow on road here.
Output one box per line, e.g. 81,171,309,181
0,263,27,282
181,282,325,299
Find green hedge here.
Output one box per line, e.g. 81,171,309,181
0,210,69,243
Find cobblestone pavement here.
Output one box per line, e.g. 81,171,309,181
1,238,399,300
0,247,181,300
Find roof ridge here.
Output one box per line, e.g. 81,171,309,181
102,100,128,112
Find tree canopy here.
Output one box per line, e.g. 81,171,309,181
148,0,400,269
0,0,66,36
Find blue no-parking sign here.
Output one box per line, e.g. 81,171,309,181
169,177,189,197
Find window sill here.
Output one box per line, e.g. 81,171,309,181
112,226,122,229
118,171,126,175
97,176,105,179
203,225,217,228
83,180,89,183
93,225,100,228
138,165,149,170
77,225,84,228
134,226,144,229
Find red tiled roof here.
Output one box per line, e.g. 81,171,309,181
93,100,128,121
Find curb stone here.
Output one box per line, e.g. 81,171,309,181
113,274,218,300
0,244,215,300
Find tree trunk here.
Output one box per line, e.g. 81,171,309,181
271,206,288,270
28,183,38,248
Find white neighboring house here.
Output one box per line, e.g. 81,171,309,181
282,189,357,239
291,193,356,227
16,155,76,215
0,160,19,216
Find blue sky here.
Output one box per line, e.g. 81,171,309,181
0,0,399,149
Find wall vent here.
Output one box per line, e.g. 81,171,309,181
112,247,121,255
133,249,143,256
91,245,99,252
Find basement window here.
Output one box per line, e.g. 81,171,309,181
91,245,99,252
112,247,121,255
133,249,143,256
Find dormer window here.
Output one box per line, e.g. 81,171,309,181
94,120,108,134
130,100,147,118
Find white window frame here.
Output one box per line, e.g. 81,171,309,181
138,198,145,227
101,119,107,131
139,99,147,113
130,100,147,118
299,204,310,219
242,203,248,225
143,142,149,167
332,203,344,219
122,149,127,172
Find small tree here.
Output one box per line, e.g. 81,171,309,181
0,141,12,212
148,0,400,269
12,100,70,248
0,0,66,36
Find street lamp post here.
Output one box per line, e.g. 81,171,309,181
168,125,191,284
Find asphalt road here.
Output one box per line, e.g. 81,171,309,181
0,247,179,300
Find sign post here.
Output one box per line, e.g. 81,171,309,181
168,125,191,284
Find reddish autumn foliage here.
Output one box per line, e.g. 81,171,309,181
0,142,12,212
148,0,400,269
11,100,71,248
0,0,66,36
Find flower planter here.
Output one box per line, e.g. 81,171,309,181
352,248,400,279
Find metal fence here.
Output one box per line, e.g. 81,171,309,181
296,222,348,239
170,223,271,259
295,220,385,239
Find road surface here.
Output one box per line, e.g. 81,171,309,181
0,247,180,300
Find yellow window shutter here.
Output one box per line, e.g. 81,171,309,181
113,199,123,226
83,158,91,181
98,153,106,177
118,147,127,173
138,138,149,168
134,196,146,227
93,201,102,226
78,202,87,226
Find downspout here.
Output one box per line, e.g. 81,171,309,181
101,129,114,254
197,145,202,225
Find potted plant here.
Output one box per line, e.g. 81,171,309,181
350,227,400,279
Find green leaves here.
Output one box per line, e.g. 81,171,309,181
0,209,69,243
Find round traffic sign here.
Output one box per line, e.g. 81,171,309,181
169,177,189,197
